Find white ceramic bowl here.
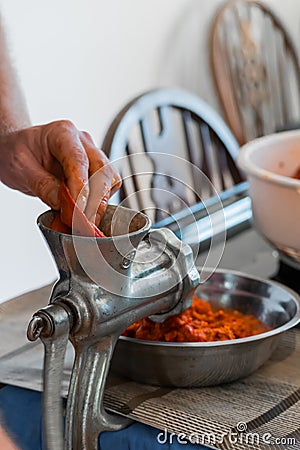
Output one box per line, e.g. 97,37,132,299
237,130,300,262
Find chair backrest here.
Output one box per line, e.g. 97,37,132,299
210,0,300,145
102,88,243,222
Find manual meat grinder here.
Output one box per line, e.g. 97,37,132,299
27,204,200,450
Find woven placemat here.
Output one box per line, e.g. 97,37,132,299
103,329,300,449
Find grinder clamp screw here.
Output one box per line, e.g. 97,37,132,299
27,316,47,341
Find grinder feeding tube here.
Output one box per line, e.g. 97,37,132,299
27,203,200,450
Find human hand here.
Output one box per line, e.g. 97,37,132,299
0,120,121,224
0,425,19,450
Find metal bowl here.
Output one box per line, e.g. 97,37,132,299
111,268,300,387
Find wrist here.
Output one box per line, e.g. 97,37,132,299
0,114,30,138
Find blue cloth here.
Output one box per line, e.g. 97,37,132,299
0,386,42,450
100,422,208,449
0,386,209,450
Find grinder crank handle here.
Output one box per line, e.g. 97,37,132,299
27,302,71,450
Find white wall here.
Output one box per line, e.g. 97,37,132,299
0,0,299,301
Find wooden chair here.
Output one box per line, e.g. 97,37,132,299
210,0,300,145
102,88,243,222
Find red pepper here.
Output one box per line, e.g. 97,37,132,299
122,296,271,342
51,183,106,238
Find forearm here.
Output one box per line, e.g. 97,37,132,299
0,16,30,135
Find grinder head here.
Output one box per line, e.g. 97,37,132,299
37,205,151,295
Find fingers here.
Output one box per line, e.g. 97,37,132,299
0,128,62,208
41,122,121,220
83,169,112,224
44,121,89,210
80,131,121,224
93,176,122,225
23,158,62,209
95,175,122,225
